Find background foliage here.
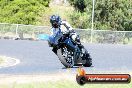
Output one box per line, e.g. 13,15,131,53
0,0,131,31
68,0,132,31
0,0,50,25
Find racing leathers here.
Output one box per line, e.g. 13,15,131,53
48,21,82,48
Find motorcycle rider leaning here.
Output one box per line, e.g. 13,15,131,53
48,15,84,52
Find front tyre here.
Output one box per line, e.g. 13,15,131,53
57,47,74,68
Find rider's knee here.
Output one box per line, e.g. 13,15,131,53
71,33,81,44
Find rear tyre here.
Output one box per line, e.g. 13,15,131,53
83,49,92,67
57,47,74,68
84,57,92,67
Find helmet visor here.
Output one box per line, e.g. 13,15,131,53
52,21,59,28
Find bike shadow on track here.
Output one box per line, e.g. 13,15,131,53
61,66,94,69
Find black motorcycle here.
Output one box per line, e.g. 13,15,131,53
49,33,92,68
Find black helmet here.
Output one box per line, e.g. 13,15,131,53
50,15,61,28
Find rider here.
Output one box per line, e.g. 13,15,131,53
48,15,83,50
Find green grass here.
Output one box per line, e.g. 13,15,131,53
0,80,131,88
123,38,132,44
0,57,4,64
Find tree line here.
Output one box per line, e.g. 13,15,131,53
0,0,131,31
0,0,50,25
68,0,132,31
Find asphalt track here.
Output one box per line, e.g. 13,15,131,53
0,40,132,74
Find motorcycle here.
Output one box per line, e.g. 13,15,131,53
48,32,92,68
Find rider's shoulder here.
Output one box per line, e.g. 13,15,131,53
61,20,69,24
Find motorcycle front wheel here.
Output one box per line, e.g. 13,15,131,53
57,47,74,68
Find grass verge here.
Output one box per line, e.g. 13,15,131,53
0,57,4,65
0,73,131,88
0,80,131,88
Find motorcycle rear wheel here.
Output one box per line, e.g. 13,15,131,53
83,49,92,67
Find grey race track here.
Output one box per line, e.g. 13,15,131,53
0,40,132,74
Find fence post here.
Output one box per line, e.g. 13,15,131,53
90,30,93,43
91,0,95,43
15,24,19,37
